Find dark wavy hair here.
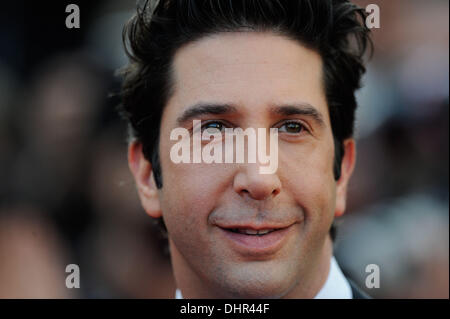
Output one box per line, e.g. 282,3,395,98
118,0,372,239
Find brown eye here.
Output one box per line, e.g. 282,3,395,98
202,122,225,134
279,121,304,134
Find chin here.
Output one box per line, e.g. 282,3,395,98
224,282,291,299
217,267,296,299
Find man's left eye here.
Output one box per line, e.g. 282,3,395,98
279,121,305,134
203,122,225,133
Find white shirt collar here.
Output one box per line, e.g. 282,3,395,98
175,256,352,299
313,256,353,299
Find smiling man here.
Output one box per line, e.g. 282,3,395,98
119,0,372,299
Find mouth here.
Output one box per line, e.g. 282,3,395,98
217,224,295,255
226,228,278,236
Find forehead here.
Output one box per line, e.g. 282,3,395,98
166,31,328,121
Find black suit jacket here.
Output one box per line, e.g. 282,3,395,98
348,279,372,299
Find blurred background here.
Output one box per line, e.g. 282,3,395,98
0,0,448,298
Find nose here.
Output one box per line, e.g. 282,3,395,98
233,164,281,201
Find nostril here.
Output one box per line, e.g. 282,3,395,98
240,189,249,195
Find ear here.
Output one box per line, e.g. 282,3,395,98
128,141,162,218
335,138,356,218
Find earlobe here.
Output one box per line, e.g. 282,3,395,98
128,141,162,218
334,139,356,218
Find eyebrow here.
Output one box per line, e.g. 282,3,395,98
270,104,325,127
176,102,326,127
176,103,238,126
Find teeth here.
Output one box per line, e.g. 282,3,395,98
234,229,274,235
237,229,258,235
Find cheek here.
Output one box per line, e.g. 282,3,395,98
279,140,336,226
158,161,236,264
158,140,234,235
157,168,211,256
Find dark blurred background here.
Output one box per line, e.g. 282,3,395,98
0,0,448,298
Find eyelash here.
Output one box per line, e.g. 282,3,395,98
201,120,227,132
277,120,309,134
197,120,310,135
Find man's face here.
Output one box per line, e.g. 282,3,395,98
131,32,355,298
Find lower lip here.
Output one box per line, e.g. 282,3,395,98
219,226,294,255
